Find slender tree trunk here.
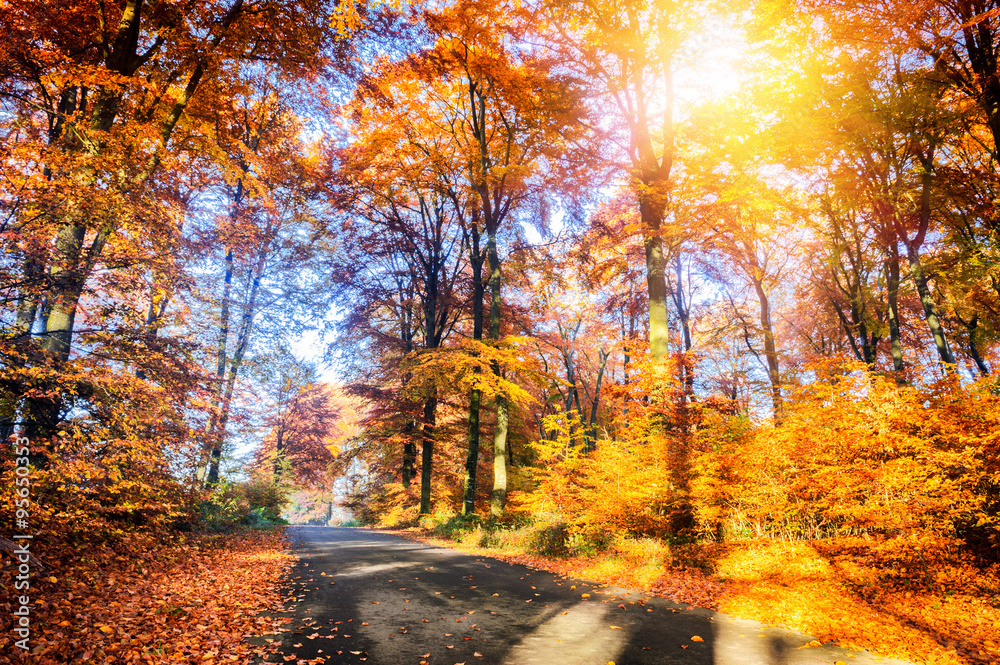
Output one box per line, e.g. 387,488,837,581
419,391,437,515
885,248,905,379
463,226,485,516
900,156,954,369
967,316,990,376
402,422,416,489
485,220,508,515
273,424,285,481
751,278,781,417
907,247,955,367
586,348,609,452
206,248,265,485
463,388,482,514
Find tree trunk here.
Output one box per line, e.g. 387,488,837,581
273,424,285,481
491,394,509,516
907,247,955,367
463,226,485,516
419,391,437,515
402,423,416,489
751,278,781,417
586,348,609,452
486,219,508,514
640,198,671,361
966,315,990,376
463,387,482,515
206,248,265,485
885,247,905,379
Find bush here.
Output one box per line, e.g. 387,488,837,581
199,478,290,531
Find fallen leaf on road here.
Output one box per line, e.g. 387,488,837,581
610,625,622,630
691,636,704,642
474,652,483,657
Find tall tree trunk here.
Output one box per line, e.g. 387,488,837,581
463,226,485,516
486,220,508,515
897,154,954,369
419,391,437,515
206,248,265,485
491,394,509,516
885,248,905,379
965,315,990,376
640,198,671,361
402,421,416,489
751,278,781,417
586,348,610,452
907,247,955,367
273,423,285,481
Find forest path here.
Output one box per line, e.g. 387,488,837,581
250,526,911,665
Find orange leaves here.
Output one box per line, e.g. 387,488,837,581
0,528,294,662
406,338,545,406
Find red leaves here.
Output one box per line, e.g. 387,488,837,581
0,528,295,662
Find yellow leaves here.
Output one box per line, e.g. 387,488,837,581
406,338,544,405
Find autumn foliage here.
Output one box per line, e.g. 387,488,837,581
4,0,1000,662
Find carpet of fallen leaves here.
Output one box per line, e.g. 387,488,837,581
392,528,1000,665
0,527,295,664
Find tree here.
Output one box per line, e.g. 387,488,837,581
337,0,584,514
539,0,714,362
0,0,342,452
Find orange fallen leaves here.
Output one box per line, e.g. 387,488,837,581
0,527,294,663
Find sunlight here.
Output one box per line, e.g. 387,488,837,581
674,18,748,108
501,600,624,665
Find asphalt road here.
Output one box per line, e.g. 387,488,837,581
249,526,911,665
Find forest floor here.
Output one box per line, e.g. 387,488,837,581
389,526,1000,665
0,527,295,664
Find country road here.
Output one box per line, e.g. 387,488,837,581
248,526,910,665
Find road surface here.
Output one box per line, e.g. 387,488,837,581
248,526,910,665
